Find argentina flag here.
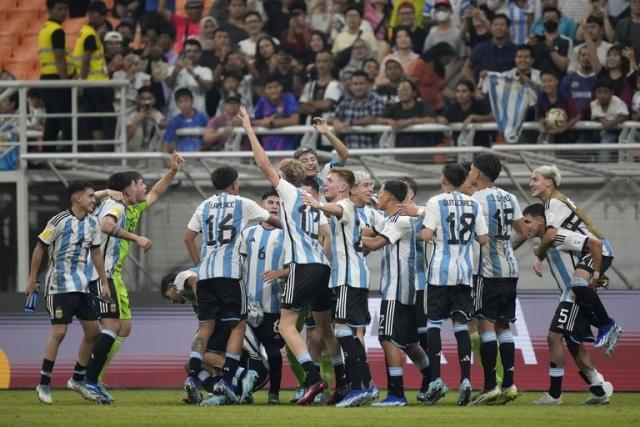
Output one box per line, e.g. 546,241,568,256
482,72,537,143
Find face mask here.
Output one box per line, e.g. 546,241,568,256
434,10,451,22
544,20,559,33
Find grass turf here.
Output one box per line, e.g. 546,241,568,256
1,390,638,426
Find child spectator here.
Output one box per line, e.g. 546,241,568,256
590,78,629,160
162,88,208,152
253,73,300,150
203,95,243,151
538,70,581,142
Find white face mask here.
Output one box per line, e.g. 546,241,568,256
434,10,451,22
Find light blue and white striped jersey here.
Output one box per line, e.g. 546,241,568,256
359,204,385,230
188,193,270,280
473,187,523,279
545,228,591,303
38,210,101,295
424,192,488,287
329,198,369,289
93,198,127,278
240,224,285,314
377,214,416,305
412,217,428,291
276,179,329,265
506,1,531,45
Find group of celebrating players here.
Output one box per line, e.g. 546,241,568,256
27,106,622,408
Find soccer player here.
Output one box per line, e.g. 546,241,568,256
529,165,621,355
302,168,375,407
27,181,111,405
239,189,289,404
91,152,184,393
294,117,349,189
466,154,526,405
183,165,277,404
421,163,488,406
362,180,432,407
521,204,614,405
83,172,154,402
240,106,348,405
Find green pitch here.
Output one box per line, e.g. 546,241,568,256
1,390,639,426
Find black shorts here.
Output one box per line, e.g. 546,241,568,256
415,290,428,334
426,284,473,321
334,286,370,327
281,263,333,312
197,278,247,322
95,279,121,319
549,301,595,344
46,292,98,325
253,312,285,351
378,300,418,348
474,277,518,323
206,320,233,353
576,254,613,275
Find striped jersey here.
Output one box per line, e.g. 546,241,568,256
315,156,344,190
188,192,270,280
545,193,613,257
376,214,416,305
94,198,127,278
358,204,386,230
412,217,427,291
329,198,369,289
424,191,488,287
276,178,329,265
38,209,101,295
473,187,522,279
240,224,285,313
545,229,591,303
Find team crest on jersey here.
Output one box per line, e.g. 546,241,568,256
110,303,117,313
54,306,63,319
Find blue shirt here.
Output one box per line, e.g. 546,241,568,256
469,40,517,80
560,72,597,118
254,92,299,151
163,110,209,152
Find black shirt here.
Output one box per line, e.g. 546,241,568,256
532,36,570,77
442,100,492,147
383,101,435,147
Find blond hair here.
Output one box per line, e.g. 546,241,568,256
278,158,306,187
534,165,562,188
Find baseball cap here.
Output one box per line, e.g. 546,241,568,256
104,31,123,42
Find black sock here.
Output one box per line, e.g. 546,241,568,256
299,356,321,385
499,340,515,388
578,370,605,397
188,351,203,380
337,335,363,389
40,359,54,386
198,371,221,393
86,332,116,383
331,355,347,388
418,333,428,355
426,327,442,380
572,287,613,327
267,350,283,395
388,367,404,398
549,363,563,399
222,353,240,383
480,332,498,390
353,338,372,388
454,327,472,383
577,370,590,386
72,361,86,382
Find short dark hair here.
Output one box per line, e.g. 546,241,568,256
116,21,135,33
160,272,177,298
516,44,534,56
542,6,561,17
174,87,193,102
594,77,614,92
399,176,418,197
472,154,502,182
382,179,408,202
344,3,363,17
351,69,370,81
244,10,262,21
184,38,202,50
330,168,356,188
67,181,93,203
460,161,472,173
137,86,154,97
492,13,511,26
442,163,468,187
457,79,475,92
87,0,107,15
47,0,69,9
123,170,144,183
301,176,320,193
210,166,238,190
261,188,279,200
263,73,283,86
522,203,545,218
586,15,604,28
541,69,560,80
107,172,134,192
212,28,229,37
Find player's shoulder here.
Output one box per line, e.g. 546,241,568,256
49,209,72,227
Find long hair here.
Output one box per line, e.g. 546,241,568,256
421,42,455,78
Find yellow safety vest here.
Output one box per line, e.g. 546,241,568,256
73,24,107,80
38,20,75,77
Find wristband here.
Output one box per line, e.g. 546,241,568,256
417,207,426,218
318,202,324,209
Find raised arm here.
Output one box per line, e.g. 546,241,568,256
313,117,349,164
146,151,184,206
157,0,172,23
238,106,280,187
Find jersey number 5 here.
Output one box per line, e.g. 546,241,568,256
206,214,237,246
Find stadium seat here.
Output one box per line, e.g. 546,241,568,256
19,34,39,50
0,46,13,62
5,59,37,80
0,0,17,11
0,33,20,49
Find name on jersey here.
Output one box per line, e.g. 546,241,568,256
493,194,512,203
443,199,473,206
212,201,235,209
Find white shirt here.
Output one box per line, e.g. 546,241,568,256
299,79,343,124
238,36,279,63
168,65,213,117
569,41,613,73
92,198,127,278
590,95,629,121
329,198,369,289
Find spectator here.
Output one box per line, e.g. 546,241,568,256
116,21,136,55
592,44,636,106
376,59,405,103
0,91,18,170
560,45,598,117
212,72,252,116
114,0,144,25
378,80,438,147
363,58,381,83
221,0,250,44
461,6,492,49
263,45,304,97
299,51,342,125
331,70,386,148
163,87,208,152
253,73,300,150
576,0,615,43
281,4,315,60
166,38,213,118
140,33,170,113
332,5,379,58
407,42,456,112
569,15,613,72
113,54,151,114
382,27,419,73
203,95,243,151
538,70,581,142
590,77,629,160
239,11,275,63
159,26,179,65
364,0,391,41
346,39,377,71
126,86,166,152
26,89,46,135
558,0,591,23
199,16,218,52
202,28,231,69
503,44,542,88
530,7,571,76
265,0,299,39
423,0,467,67
104,31,125,76
158,0,203,52
530,0,577,40
437,79,494,147
389,1,427,55
465,14,518,83
252,36,278,79
615,0,640,61
304,30,331,69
